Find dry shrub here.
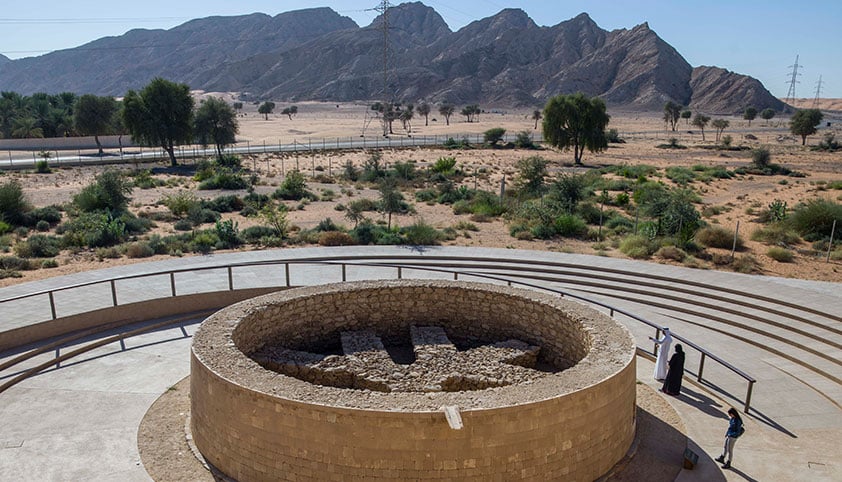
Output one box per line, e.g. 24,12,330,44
126,241,155,258
318,231,354,246
731,255,761,273
766,247,794,262
696,225,741,249
655,246,687,262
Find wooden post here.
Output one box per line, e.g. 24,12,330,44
731,220,741,261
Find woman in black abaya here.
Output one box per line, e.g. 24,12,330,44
661,344,685,396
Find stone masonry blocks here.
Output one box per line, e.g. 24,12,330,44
191,280,636,481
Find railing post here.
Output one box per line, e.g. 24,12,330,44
653,328,662,356
610,308,615,317
397,266,402,279
110,280,118,307
453,272,458,280
285,263,290,287
744,380,755,414
170,272,176,297
48,291,57,320
228,266,234,291
342,264,346,282
697,353,706,382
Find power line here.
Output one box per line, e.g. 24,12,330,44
0,17,188,24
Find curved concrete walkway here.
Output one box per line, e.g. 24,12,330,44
0,246,840,481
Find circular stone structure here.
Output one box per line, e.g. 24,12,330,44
191,280,637,481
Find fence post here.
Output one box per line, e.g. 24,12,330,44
285,263,290,287
730,221,741,261
48,291,57,320
744,380,755,414
827,220,837,263
228,266,234,291
170,273,176,297
697,352,706,382
397,266,402,279
110,280,118,307
342,264,346,282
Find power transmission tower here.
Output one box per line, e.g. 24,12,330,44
360,0,396,137
784,55,802,109
812,75,823,109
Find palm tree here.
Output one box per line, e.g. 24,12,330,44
11,117,44,138
532,109,542,129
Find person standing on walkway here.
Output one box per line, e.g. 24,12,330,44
649,327,672,380
715,407,744,469
661,344,685,396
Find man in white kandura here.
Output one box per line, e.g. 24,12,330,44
650,327,672,381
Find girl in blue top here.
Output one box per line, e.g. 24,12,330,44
715,407,744,469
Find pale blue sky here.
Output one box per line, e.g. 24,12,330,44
2,1,839,97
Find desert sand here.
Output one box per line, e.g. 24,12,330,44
3,101,841,287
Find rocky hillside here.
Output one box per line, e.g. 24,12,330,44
0,54,9,66
0,2,783,113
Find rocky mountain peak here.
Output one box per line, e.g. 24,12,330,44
369,2,450,43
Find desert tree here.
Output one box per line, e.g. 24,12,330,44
711,118,730,143
74,94,118,155
515,155,548,197
417,102,431,126
194,97,239,159
790,109,824,145
281,105,298,120
483,127,506,146
663,101,682,131
232,102,243,112
691,113,711,141
461,104,480,123
743,106,757,126
541,92,610,165
258,101,275,120
680,109,692,125
378,178,404,229
760,108,776,125
122,77,194,167
371,102,399,134
399,104,414,132
438,104,455,126
532,109,542,129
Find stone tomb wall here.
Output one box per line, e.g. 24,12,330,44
191,280,637,481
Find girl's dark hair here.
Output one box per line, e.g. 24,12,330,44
727,407,742,421
675,344,683,353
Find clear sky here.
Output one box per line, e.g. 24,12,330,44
2,1,840,98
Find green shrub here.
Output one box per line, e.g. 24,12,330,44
0,256,34,270
198,169,249,190
0,180,31,225
163,192,200,217
203,194,244,213
273,170,314,200
751,147,771,167
787,199,842,240
453,221,479,231
214,219,241,248
126,242,155,258
14,234,61,258
530,224,557,240
750,224,801,245
95,246,123,260
41,258,59,268
131,169,165,189
174,219,193,231
215,154,241,169
361,152,387,182
187,207,220,226
403,220,442,245
146,234,168,255
191,232,218,254
514,130,536,149
59,212,127,248
318,231,355,246
767,247,794,262
0,221,11,234
26,206,63,226
619,235,656,259
35,159,51,174
431,156,457,175
554,214,588,237
602,164,657,179
241,225,277,243
606,129,624,143
392,161,416,182
73,170,132,213
35,220,50,232
665,166,696,185
415,189,437,203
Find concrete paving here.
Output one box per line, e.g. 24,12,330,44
0,246,840,481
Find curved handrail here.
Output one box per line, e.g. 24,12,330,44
0,255,757,411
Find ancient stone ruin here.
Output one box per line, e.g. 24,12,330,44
191,280,637,481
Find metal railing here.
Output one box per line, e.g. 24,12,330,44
0,256,757,412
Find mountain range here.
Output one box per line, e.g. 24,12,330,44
0,2,784,113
